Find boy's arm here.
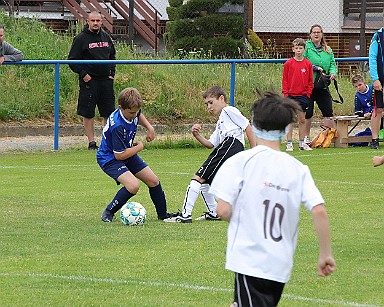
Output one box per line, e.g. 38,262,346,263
216,199,232,221
138,113,155,142
192,124,214,148
311,204,336,277
245,124,256,148
114,142,144,161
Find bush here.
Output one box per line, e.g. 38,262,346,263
167,19,197,41
168,0,183,8
178,0,223,19
172,36,243,58
247,29,264,56
166,6,180,21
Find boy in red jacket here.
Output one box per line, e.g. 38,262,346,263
282,38,314,151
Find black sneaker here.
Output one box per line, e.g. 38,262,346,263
371,139,379,149
158,212,178,221
101,209,114,222
163,213,192,223
88,141,99,150
195,212,221,221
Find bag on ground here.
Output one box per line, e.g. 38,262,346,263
310,127,337,148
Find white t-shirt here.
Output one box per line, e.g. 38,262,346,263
209,106,249,148
210,145,324,283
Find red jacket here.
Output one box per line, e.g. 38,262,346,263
282,57,314,98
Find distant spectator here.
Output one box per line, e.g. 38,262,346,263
68,11,116,150
0,24,24,64
282,38,314,151
368,26,384,149
352,75,374,119
303,24,337,144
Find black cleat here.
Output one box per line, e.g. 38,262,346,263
88,141,99,150
101,209,114,222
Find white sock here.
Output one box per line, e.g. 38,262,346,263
181,180,201,216
200,183,217,216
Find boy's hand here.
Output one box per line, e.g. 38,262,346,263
372,155,384,167
146,127,155,142
364,112,372,119
192,124,201,136
317,256,336,277
373,79,383,91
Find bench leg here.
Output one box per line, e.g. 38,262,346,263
334,120,349,148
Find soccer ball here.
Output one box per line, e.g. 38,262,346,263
119,202,147,226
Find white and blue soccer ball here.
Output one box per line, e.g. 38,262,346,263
119,202,147,226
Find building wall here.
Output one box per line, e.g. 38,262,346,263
253,0,342,33
257,32,371,74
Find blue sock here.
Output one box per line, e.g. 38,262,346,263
106,187,134,214
149,183,167,219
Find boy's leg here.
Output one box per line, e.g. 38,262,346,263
195,183,220,221
285,124,294,151
182,178,202,217
371,108,383,149
102,171,138,222
298,111,311,150
134,166,170,220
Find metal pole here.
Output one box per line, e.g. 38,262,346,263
128,0,134,49
53,63,60,150
230,62,236,106
359,0,366,57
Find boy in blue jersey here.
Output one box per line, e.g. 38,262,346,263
352,75,374,118
351,75,382,149
97,87,174,222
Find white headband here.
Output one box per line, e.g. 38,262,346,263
252,125,289,141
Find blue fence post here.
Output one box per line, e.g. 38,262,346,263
54,63,60,151
230,61,236,106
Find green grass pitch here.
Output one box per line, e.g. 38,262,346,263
0,146,383,306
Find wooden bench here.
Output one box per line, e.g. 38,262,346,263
332,116,371,148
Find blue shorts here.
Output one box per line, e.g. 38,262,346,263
100,154,148,185
288,95,309,112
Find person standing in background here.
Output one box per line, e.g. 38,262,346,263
282,38,314,151
368,27,384,149
303,24,337,144
68,11,116,150
0,24,24,64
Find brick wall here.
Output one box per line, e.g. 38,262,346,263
257,32,371,75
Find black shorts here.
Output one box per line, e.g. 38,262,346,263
305,87,333,119
77,78,115,119
195,137,243,184
373,89,384,108
233,273,285,307
288,95,309,112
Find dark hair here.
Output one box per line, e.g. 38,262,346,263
203,86,227,102
252,91,300,131
0,24,4,30
118,87,143,109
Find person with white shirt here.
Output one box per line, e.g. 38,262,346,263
210,92,335,307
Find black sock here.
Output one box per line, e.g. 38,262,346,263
106,187,134,214
149,183,167,218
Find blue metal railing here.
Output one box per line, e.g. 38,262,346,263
4,57,369,150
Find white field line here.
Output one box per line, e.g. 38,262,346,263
0,273,379,307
